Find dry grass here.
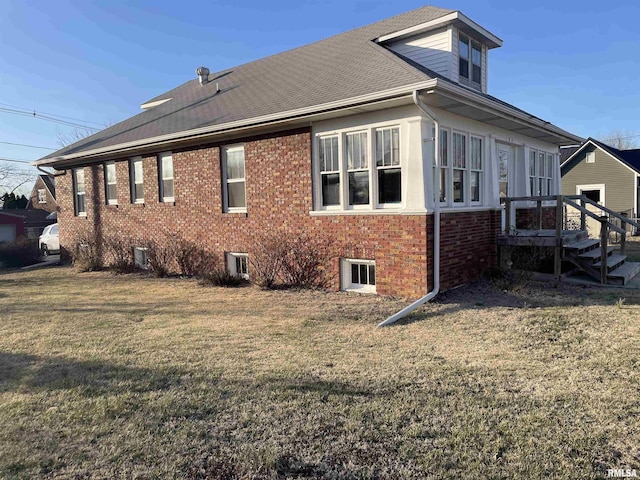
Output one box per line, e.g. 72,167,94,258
1,267,639,479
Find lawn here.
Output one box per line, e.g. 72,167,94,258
0,267,639,479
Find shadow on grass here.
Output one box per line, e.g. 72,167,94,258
0,351,181,396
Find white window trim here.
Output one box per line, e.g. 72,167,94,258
37,189,47,204
226,252,249,279
314,122,404,212
130,156,144,204
158,152,174,203
458,32,482,90
104,161,118,205
341,258,376,293
576,184,606,207
222,144,247,213
438,127,486,208
73,167,87,217
529,149,557,197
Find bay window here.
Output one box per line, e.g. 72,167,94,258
347,132,369,205
375,127,401,204
319,136,340,206
439,128,485,207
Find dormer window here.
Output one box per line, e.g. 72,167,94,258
459,34,482,88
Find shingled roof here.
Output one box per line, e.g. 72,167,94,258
41,5,454,161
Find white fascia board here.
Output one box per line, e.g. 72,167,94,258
33,80,436,167
376,11,502,48
434,81,583,145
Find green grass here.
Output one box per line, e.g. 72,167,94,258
1,267,639,478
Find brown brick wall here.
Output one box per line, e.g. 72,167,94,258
56,128,499,298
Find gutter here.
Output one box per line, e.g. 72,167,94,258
378,90,441,327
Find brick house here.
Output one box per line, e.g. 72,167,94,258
35,6,581,299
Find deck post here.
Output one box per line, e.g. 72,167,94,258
621,230,627,256
554,195,563,280
537,200,543,230
600,215,608,284
580,197,586,231
505,198,512,235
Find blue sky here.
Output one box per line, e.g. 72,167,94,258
1,0,639,190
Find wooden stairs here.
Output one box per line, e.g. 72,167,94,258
563,232,640,285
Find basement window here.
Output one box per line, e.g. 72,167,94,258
341,259,376,293
227,252,249,279
134,247,148,269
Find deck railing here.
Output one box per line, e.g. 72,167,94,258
500,195,640,283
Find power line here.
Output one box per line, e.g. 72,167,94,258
0,158,35,164
0,106,102,131
0,141,55,150
0,101,108,128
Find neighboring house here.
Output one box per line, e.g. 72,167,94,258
34,6,581,297
23,174,58,238
561,138,640,218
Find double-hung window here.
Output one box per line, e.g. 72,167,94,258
37,189,47,204
104,161,117,205
470,136,482,202
319,136,340,206
223,145,246,212
376,127,401,204
529,150,555,196
158,152,174,202
130,157,144,204
439,129,449,203
73,168,86,216
346,132,369,206
459,34,482,88
452,132,466,203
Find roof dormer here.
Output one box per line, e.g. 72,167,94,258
376,11,502,94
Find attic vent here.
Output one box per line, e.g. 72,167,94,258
196,66,210,85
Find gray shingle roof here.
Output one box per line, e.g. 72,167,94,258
42,5,454,161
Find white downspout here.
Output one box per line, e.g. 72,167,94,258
378,90,440,327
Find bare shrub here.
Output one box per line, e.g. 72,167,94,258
281,231,337,288
198,268,248,288
71,233,103,272
0,238,40,269
144,239,176,278
102,235,136,274
249,231,289,289
175,238,218,277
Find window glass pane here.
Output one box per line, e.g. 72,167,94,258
440,168,447,203
347,132,367,170
548,179,552,195
470,137,482,170
529,151,537,176
472,43,481,65
453,170,464,203
161,156,173,179
378,168,401,204
539,178,544,196
106,163,116,183
227,181,245,208
471,171,480,202
77,193,85,214
134,184,144,201
351,263,359,284
452,133,466,168
547,154,554,178
391,128,399,166
359,264,368,285
349,171,369,205
134,160,144,181
368,265,376,285
472,65,481,84
331,137,339,172
75,169,85,193
226,149,245,179
163,179,174,199
107,184,117,201
539,152,545,176
459,36,469,59
375,128,399,167
322,173,340,206
530,177,536,196
440,130,448,166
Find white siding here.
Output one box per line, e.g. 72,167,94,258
387,28,452,78
481,44,488,93
450,26,459,84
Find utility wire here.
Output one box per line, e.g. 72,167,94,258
0,101,108,128
0,158,36,164
0,141,55,150
0,106,102,131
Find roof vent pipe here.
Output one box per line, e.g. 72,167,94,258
196,66,210,85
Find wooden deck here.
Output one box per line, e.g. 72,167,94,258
498,229,586,247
